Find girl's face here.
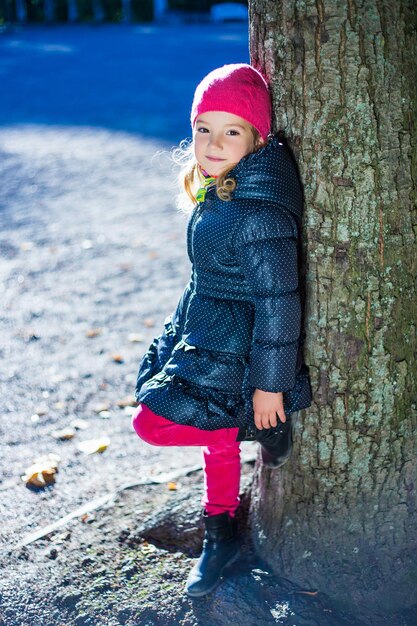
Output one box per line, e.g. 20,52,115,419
193,111,260,177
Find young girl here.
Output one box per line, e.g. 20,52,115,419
132,64,312,597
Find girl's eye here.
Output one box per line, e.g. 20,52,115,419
227,129,240,136
196,127,209,133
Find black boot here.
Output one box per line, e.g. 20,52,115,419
185,510,240,597
260,418,293,468
236,416,293,469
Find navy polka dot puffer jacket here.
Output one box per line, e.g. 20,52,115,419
135,136,312,431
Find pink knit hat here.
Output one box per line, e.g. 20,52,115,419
190,64,272,141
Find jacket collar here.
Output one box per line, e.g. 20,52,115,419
228,136,303,222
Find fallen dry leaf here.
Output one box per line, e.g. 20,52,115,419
70,419,89,430
54,401,65,410
98,410,111,419
167,482,177,491
128,333,144,343
22,453,60,488
51,428,75,441
118,262,133,271
86,328,102,338
20,241,35,251
54,531,71,544
111,354,124,363
116,396,137,408
51,373,65,384
140,542,157,554
143,318,155,328
35,405,49,416
24,469,56,488
294,590,319,597
94,403,110,413
77,437,110,455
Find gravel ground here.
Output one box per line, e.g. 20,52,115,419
0,19,249,554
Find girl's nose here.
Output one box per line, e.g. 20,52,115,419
208,134,222,149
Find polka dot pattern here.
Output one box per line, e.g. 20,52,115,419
135,137,312,430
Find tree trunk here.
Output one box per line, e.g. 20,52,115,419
92,0,104,22
15,0,27,21
153,0,167,21
44,0,55,22
248,0,417,621
121,0,131,23
67,0,79,22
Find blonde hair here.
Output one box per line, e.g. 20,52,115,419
172,127,265,213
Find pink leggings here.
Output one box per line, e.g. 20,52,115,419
132,403,241,518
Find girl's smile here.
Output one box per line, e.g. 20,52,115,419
193,111,258,177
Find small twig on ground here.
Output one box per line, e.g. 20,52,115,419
17,462,204,548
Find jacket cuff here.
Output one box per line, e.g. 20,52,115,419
249,342,298,392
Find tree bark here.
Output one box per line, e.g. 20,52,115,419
67,0,79,22
92,0,104,22
153,0,167,21
121,0,132,23
248,0,417,620
44,0,55,22
15,0,27,21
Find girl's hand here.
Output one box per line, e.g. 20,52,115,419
253,389,286,430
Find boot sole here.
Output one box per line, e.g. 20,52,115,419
184,549,241,598
261,430,293,469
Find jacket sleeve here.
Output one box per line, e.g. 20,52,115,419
234,205,301,392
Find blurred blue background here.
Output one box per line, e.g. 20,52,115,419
0,23,249,143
